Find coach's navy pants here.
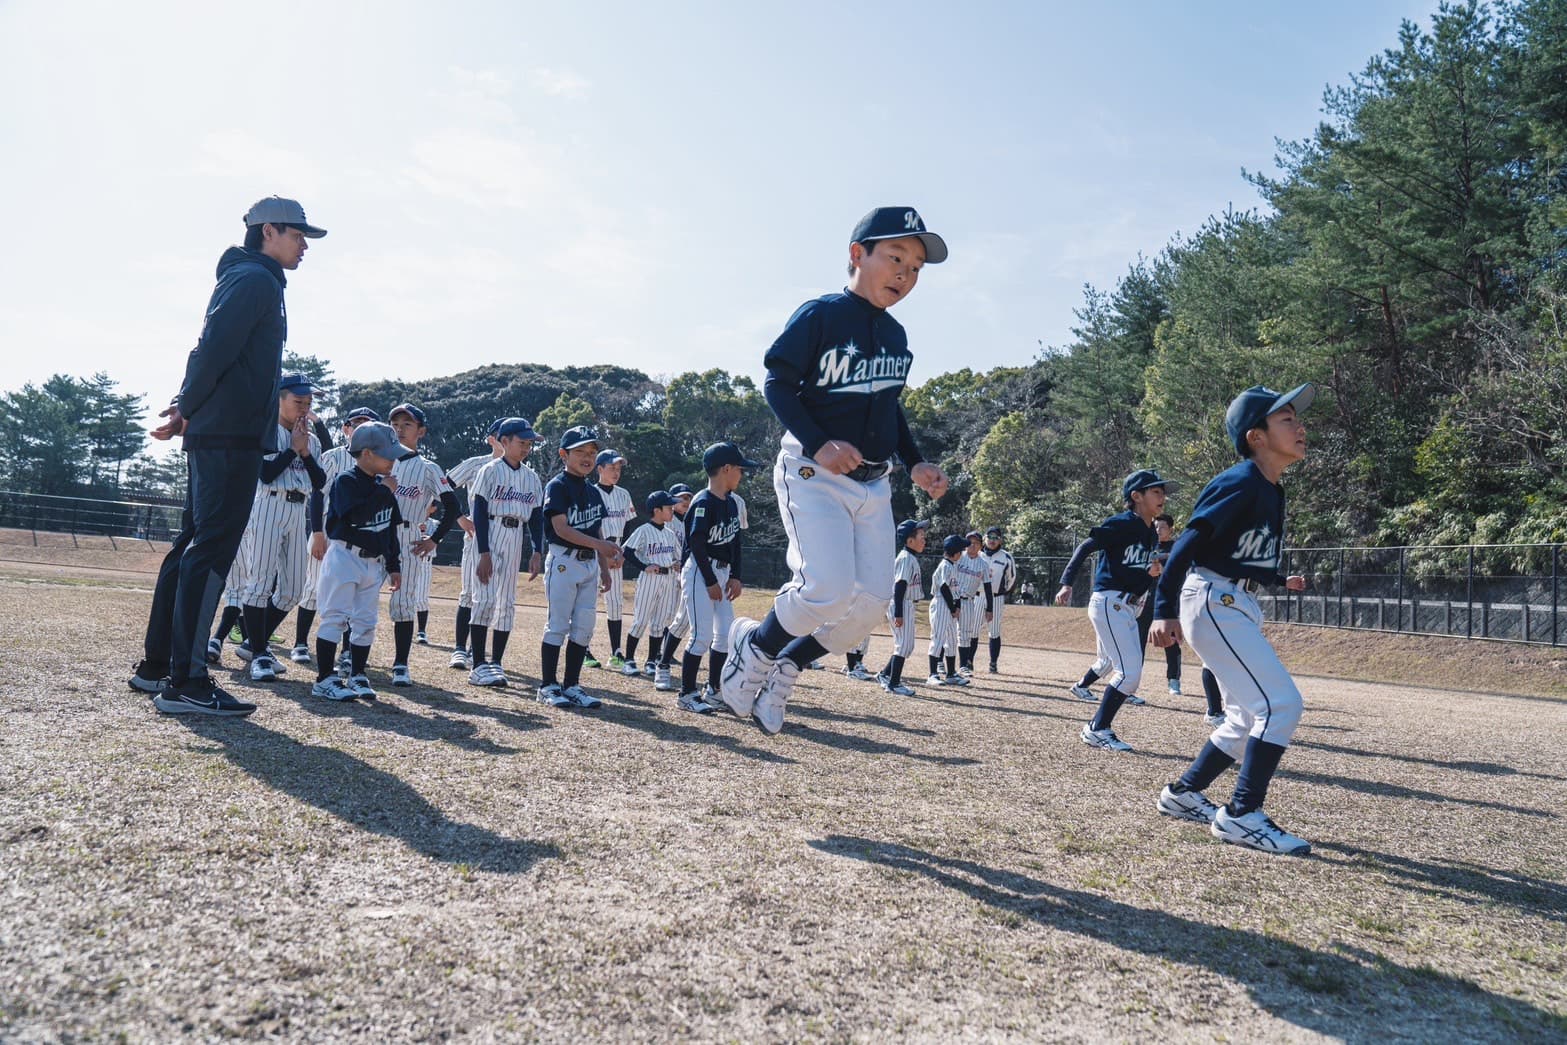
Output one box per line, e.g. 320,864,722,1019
142,448,260,686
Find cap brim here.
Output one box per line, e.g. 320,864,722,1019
1270,382,1316,418
860,231,948,264
397,448,419,461
1137,479,1176,493
739,458,762,470
300,224,327,239
563,439,600,450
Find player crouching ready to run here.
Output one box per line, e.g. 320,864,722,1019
678,442,758,714
536,426,624,709
722,206,951,736
467,418,545,688
309,422,407,702
1150,383,1315,856
1055,469,1175,753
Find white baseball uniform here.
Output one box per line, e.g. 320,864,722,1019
468,457,543,633
954,552,989,643
299,444,355,612
889,548,924,658
927,558,961,657
446,450,498,611
623,521,683,638
983,546,1017,639
594,482,634,621
239,423,322,611
387,453,453,622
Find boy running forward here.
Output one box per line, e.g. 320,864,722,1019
467,418,546,687
446,418,507,669
620,490,683,677
310,422,408,702
537,426,624,708
385,403,461,687
1055,469,1174,753
876,519,928,695
723,207,951,736
926,535,967,686
678,442,758,714
1150,384,1314,856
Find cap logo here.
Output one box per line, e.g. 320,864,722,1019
904,210,922,231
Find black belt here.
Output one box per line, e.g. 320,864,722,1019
268,489,308,503
1228,577,1262,594
845,460,891,483
552,546,595,561
498,517,521,528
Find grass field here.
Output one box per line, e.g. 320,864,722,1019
1,539,1565,1041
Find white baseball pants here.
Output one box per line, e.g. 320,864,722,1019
1088,589,1145,695
680,557,733,657
543,547,599,647
629,569,680,638
315,542,386,645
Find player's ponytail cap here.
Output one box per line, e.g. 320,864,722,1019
702,441,762,473
559,425,600,451
595,449,626,467
388,403,427,425
1122,469,1177,500
349,421,416,461
343,407,380,424
496,417,539,440
1225,383,1316,456
646,490,678,512
942,534,968,555
896,519,931,544
850,207,948,264
243,196,327,238
278,372,319,396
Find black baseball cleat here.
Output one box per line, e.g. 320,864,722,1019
153,678,256,717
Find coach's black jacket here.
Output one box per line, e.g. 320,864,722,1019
176,247,287,451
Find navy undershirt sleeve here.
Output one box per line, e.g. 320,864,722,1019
473,494,492,555
984,581,994,612
428,490,460,544
941,582,958,612
895,405,924,467
302,453,327,491
893,579,908,610
1153,524,1211,620
259,449,294,483
526,506,544,556
1059,538,1098,587
308,491,324,533
763,368,831,459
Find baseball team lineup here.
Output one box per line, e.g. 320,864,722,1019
131,196,1320,857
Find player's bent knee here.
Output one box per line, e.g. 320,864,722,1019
1258,692,1304,745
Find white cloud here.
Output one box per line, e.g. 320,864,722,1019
530,67,591,99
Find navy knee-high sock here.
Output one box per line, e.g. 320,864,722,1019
540,640,561,685
1174,741,1236,794
563,641,588,687
608,619,623,656
217,605,243,643
491,629,510,667
708,650,727,690
1202,668,1223,717
241,604,268,653
782,635,827,669
295,607,315,647
988,637,1001,666
1230,738,1289,816
393,621,415,667
417,609,428,634
889,655,906,686
470,626,489,666
1090,685,1130,731
314,638,337,682
454,606,472,651
625,634,641,661
1077,666,1101,689
681,652,703,695
752,611,796,658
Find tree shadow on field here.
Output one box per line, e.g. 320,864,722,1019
1278,768,1555,819
1315,841,1567,925
809,834,1567,1042
1292,740,1567,782
177,718,559,873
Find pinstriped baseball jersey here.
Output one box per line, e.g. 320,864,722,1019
391,454,451,527
624,521,682,638
623,521,682,570
893,549,924,603
468,457,544,632
953,553,987,599
447,451,495,488
927,557,960,656
595,484,634,540
238,424,322,610
388,454,451,622
263,423,322,494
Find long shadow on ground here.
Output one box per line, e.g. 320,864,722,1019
1293,739,1567,781
178,718,559,873
809,834,1566,1042
1315,841,1567,924
1279,768,1554,819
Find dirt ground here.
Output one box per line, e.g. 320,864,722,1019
2,544,1565,1041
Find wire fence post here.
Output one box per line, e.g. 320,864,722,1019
1553,544,1559,647
1466,546,1475,640
1395,547,1405,632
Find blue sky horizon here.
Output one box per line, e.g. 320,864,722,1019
0,0,1442,427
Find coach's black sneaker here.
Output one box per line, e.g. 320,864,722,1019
153,678,256,717
128,661,168,695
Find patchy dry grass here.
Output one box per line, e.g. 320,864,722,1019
1,557,1565,1041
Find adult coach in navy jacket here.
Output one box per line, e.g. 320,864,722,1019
131,196,327,717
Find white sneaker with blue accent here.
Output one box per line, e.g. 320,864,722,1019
753,658,801,736
718,617,775,718
562,685,601,709
1157,785,1220,825
1080,724,1133,752
1211,806,1311,855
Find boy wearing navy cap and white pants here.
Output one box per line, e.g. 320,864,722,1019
722,207,951,735
467,418,545,687
1055,469,1174,753
446,417,507,670
582,448,634,670
385,403,461,687
1151,384,1315,855
678,442,757,713
875,518,928,696
536,426,623,708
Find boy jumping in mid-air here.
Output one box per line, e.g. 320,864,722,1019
1151,383,1315,855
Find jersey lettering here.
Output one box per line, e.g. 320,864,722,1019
1233,523,1280,569
816,342,913,395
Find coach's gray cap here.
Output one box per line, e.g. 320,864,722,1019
349,421,416,461
243,196,328,238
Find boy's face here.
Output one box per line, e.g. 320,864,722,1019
562,443,599,476
1254,405,1308,463
849,235,926,309
965,539,982,557
500,435,534,464
908,530,927,553
597,460,623,486
674,496,692,516
389,413,426,449
1154,519,1173,541
341,416,370,440
1132,486,1167,517
985,535,1001,552
710,463,743,492
357,448,394,476
651,505,674,525
278,391,312,425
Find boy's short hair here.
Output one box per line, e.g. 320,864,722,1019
243,221,306,251
1154,513,1174,526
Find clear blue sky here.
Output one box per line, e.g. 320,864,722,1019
0,0,1440,425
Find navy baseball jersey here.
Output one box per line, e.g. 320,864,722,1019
763,290,923,465
1061,511,1158,596
325,468,403,572
683,489,743,584
542,472,605,547
1184,461,1287,584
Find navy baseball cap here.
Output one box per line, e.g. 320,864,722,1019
1226,383,1316,457
595,449,626,467
278,372,318,396
645,490,677,512
965,530,982,542
243,196,327,237
497,417,540,440
1122,469,1176,500
343,407,380,424
348,421,417,461
485,417,506,438
388,403,427,426
985,526,1003,538
850,207,948,264
560,425,600,451
896,519,931,544
668,483,694,498
942,534,968,555
703,441,761,473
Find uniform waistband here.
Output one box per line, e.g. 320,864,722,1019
549,545,596,562
1193,567,1261,594
266,489,309,503
333,539,384,561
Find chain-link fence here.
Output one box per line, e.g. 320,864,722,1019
0,490,184,545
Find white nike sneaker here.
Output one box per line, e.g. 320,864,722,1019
718,617,775,718
653,667,675,692
1070,684,1095,701
449,648,472,670
1157,784,1220,825
752,658,801,736
1210,806,1311,855
1080,724,1133,752
311,676,359,702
